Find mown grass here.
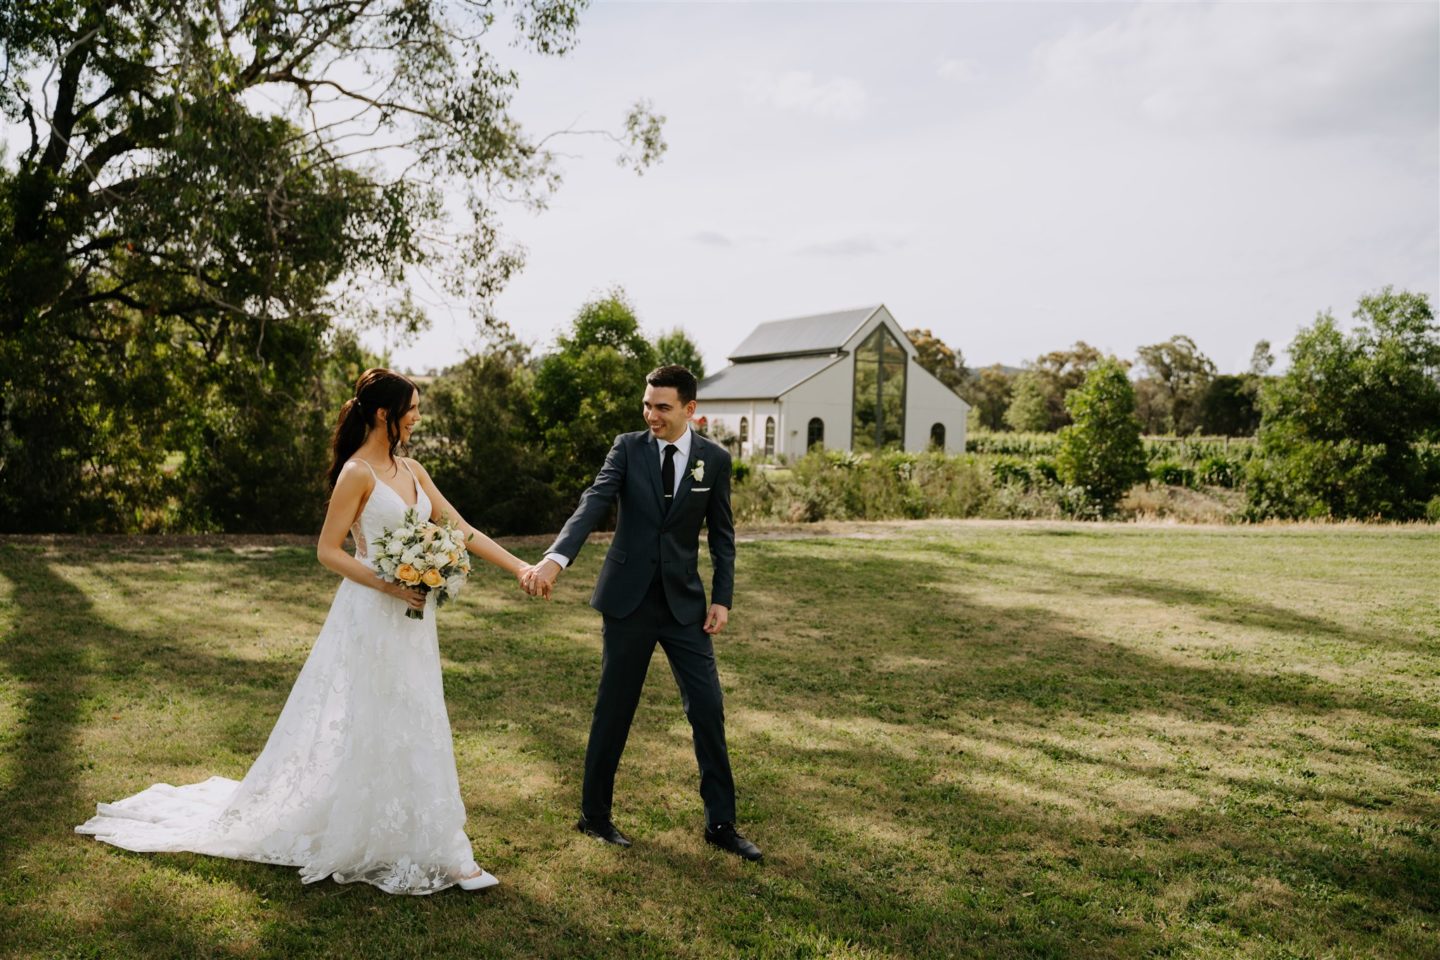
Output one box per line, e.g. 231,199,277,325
1,523,1436,959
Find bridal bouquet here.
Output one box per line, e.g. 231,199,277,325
372,508,472,620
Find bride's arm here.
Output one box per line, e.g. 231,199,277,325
317,461,426,610
406,458,529,578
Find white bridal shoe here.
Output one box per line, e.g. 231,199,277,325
457,861,499,891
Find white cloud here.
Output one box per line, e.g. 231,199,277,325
936,57,975,82
744,69,871,121
1031,3,1438,140
692,230,734,248
796,235,907,258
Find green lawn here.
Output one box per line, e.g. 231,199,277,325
1,522,1437,959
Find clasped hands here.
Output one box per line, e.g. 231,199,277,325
517,558,560,600
514,560,728,634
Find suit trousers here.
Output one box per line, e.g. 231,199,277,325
582,574,737,826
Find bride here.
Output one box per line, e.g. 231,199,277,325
77,368,537,894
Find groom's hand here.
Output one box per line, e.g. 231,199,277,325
523,558,561,600
703,604,729,635
516,563,549,600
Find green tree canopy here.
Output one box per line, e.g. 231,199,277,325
1247,288,1440,519
1249,339,1276,376
0,0,664,531
1056,358,1148,515
411,333,561,536
654,328,706,380
533,290,658,504
905,328,967,395
1029,341,1105,430
1134,335,1217,435
1004,371,1051,433
961,365,1014,431
1195,375,1262,437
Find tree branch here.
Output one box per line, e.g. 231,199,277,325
38,24,101,177
263,69,439,124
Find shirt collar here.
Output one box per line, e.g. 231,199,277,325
659,425,693,458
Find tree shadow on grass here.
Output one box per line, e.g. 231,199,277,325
919,537,1437,658
736,546,1439,730
0,549,135,872
1031,558,1436,658
0,549,334,869
5,537,1437,959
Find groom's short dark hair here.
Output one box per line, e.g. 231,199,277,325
647,364,697,405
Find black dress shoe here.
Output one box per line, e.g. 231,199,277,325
705,822,762,861
576,816,632,847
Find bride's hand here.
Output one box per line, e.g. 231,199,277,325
517,563,551,600
387,583,427,611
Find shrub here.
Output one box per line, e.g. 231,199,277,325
1196,455,1240,488
1427,495,1440,524
989,456,1033,488
731,460,751,485
1244,437,1390,520
731,468,780,523
1247,288,1440,520
732,450,1001,523
1149,460,1196,488
1056,359,1148,515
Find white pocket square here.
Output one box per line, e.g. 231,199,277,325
692,486,711,492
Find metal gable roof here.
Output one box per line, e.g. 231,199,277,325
727,305,883,361
697,354,846,401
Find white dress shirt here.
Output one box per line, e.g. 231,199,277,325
545,427,692,570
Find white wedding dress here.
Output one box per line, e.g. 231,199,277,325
76,462,481,894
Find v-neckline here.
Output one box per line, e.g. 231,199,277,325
359,458,421,509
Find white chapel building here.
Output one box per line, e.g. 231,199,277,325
696,305,969,459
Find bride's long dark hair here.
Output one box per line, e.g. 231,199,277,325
326,368,418,490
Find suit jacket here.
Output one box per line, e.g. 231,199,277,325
547,430,736,624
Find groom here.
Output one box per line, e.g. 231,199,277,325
522,365,761,861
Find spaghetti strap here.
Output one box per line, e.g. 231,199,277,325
350,458,379,480
399,458,421,504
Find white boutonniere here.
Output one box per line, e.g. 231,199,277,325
690,460,705,483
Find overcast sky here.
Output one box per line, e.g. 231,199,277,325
373,0,1436,376
9,2,1434,375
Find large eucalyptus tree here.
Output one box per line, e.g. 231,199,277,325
0,0,663,530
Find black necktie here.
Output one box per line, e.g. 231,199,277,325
661,443,678,510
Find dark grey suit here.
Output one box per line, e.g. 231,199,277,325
547,429,738,825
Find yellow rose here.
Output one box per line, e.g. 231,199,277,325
448,551,460,565
421,568,444,588
396,563,421,584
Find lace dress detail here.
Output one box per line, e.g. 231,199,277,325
76,461,477,895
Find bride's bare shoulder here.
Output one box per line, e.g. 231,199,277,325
334,459,376,493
